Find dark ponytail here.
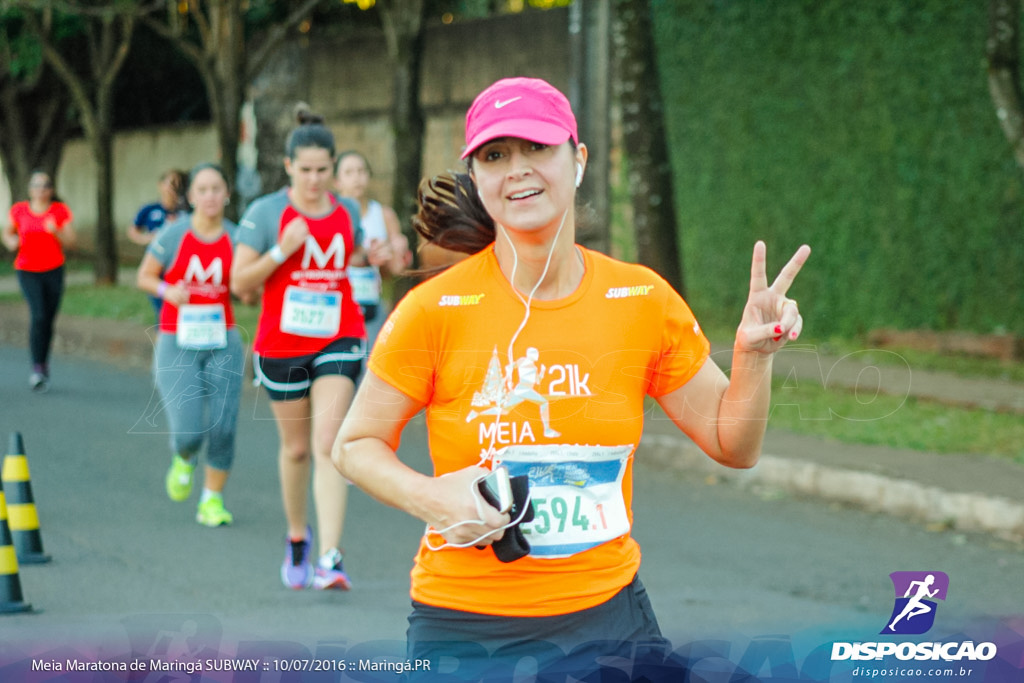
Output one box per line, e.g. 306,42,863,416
412,172,495,256
163,169,190,212
285,103,335,159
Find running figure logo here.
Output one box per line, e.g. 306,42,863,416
881,571,949,635
466,347,560,438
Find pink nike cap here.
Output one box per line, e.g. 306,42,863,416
461,77,578,159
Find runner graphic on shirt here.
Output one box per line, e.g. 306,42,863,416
467,346,560,438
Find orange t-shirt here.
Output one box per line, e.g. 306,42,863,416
370,244,710,617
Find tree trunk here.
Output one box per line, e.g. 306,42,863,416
390,28,424,254
88,17,134,285
987,0,1024,171
217,84,244,220
92,125,117,284
198,54,244,220
213,0,245,220
612,0,684,295
21,8,134,285
0,62,72,203
249,42,304,199
380,0,426,298
569,0,612,256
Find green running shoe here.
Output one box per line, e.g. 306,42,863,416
196,496,233,527
165,455,195,502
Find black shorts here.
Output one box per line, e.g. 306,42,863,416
404,574,675,681
254,337,365,401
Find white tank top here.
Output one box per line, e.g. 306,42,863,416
349,199,387,306
360,200,388,247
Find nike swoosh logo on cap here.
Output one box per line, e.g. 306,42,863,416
494,97,522,109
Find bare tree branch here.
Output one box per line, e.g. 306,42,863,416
186,0,215,62
98,15,134,92
140,13,204,63
21,10,99,147
0,13,72,199
28,89,65,162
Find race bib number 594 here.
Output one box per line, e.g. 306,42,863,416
498,444,632,559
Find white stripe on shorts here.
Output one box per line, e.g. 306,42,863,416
253,352,312,392
313,339,366,366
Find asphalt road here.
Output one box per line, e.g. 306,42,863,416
0,346,1022,679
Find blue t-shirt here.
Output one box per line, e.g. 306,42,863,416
134,202,177,233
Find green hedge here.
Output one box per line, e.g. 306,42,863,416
652,0,1024,337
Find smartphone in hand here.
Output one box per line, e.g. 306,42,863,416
478,466,512,514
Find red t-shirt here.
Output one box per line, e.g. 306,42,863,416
237,190,365,357
150,225,236,334
8,201,73,272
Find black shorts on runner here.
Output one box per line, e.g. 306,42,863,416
404,574,676,681
255,336,365,401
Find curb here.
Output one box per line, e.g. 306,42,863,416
639,433,1024,543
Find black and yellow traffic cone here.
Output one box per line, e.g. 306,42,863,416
2,433,51,564
0,490,32,613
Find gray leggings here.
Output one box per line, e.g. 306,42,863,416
154,330,244,471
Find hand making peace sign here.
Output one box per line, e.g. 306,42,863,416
734,240,812,354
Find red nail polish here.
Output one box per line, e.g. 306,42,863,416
774,325,783,335
773,335,782,342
